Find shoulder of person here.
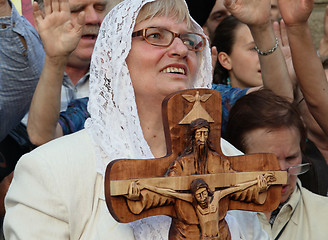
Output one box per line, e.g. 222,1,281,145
18,129,96,182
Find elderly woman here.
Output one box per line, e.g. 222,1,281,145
4,0,272,239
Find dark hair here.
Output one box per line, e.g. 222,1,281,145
190,178,213,196
186,0,216,26
211,15,244,84
226,89,306,152
190,118,210,137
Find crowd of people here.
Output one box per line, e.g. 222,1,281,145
1,0,328,239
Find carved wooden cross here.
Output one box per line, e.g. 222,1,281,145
105,89,286,239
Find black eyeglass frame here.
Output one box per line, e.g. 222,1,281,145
131,27,206,52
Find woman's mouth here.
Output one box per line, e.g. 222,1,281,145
161,67,186,75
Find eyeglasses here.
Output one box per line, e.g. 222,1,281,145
132,27,206,52
286,163,311,176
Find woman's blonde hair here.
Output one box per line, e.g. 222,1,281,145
136,0,196,31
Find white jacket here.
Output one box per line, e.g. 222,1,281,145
4,130,268,240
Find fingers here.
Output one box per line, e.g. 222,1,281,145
33,1,44,32
272,19,289,51
133,182,140,196
44,0,52,15
272,21,281,43
60,0,71,14
52,0,60,12
258,175,265,189
42,0,70,16
128,181,140,199
279,20,289,47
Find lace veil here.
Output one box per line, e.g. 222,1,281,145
85,0,212,176
85,0,212,238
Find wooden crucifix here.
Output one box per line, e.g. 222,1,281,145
105,88,287,240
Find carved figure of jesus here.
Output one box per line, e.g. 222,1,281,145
125,173,275,239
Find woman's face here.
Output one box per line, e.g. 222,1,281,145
126,16,199,102
243,127,302,204
228,25,262,88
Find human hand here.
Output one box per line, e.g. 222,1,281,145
273,20,291,60
127,181,141,200
224,0,271,26
277,0,314,27
33,0,85,59
258,173,276,192
273,20,298,86
264,172,276,183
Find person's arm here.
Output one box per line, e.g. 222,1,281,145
126,181,193,203
0,0,45,141
278,0,328,136
27,0,85,146
142,184,193,203
224,0,293,100
318,6,328,65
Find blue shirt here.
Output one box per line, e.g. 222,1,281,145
59,97,90,135
0,1,45,141
212,84,248,137
57,85,249,137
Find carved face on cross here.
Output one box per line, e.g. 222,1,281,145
194,127,209,148
195,187,209,208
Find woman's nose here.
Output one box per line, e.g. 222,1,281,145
167,37,189,58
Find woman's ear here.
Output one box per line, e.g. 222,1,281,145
218,52,232,70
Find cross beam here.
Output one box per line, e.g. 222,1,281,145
110,171,287,196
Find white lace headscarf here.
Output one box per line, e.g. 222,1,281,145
85,0,212,238
85,0,212,176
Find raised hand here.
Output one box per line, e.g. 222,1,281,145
33,0,85,59
273,20,291,60
224,0,271,26
273,20,298,85
277,0,314,26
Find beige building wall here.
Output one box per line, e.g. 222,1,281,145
310,0,328,49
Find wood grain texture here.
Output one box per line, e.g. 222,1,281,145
105,89,285,224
